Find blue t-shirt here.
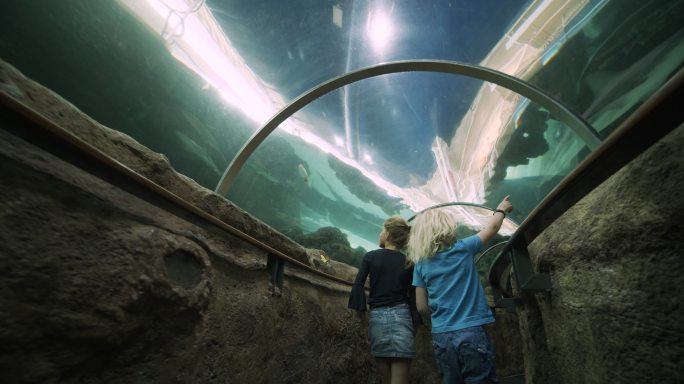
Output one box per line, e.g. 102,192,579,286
412,235,494,333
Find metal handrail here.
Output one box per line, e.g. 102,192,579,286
488,66,684,299
407,201,520,226
0,91,355,287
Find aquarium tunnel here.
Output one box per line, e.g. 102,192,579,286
0,0,682,383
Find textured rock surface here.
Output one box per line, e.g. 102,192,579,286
523,124,684,383
0,59,455,383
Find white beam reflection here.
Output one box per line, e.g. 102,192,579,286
117,0,283,125
116,0,430,213
115,0,586,238
432,0,589,208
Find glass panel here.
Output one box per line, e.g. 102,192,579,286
227,72,578,260
486,102,591,218
205,0,533,96
0,0,261,190
523,0,684,137
1,0,682,268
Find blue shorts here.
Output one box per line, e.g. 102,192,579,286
432,326,498,384
368,303,416,358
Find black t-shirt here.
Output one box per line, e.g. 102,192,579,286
348,248,414,310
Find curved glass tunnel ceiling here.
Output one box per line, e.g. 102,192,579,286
2,0,682,258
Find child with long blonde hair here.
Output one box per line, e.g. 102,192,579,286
407,196,513,384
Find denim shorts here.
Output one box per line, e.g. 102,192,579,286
368,303,416,358
431,326,498,384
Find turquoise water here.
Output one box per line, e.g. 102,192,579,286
0,0,681,266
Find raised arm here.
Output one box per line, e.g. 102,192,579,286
477,196,513,247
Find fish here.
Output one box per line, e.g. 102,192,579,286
298,163,310,186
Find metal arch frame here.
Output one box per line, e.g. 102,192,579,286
408,201,493,222
475,240,509,266
407,201,520,225
215,59,602,195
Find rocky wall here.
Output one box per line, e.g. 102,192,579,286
523,124,684,383
0,59,451,383
0,57,528,383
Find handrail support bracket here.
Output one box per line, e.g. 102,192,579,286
510,244,552,291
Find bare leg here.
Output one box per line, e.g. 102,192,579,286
390,358,411,384
376,357,391,384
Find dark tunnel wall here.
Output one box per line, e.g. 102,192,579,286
0,59,418,383
3,55,682,382
0,59,525,383
522,123,684,383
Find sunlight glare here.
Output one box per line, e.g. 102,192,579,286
366,9,394,54
363,152,374,164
